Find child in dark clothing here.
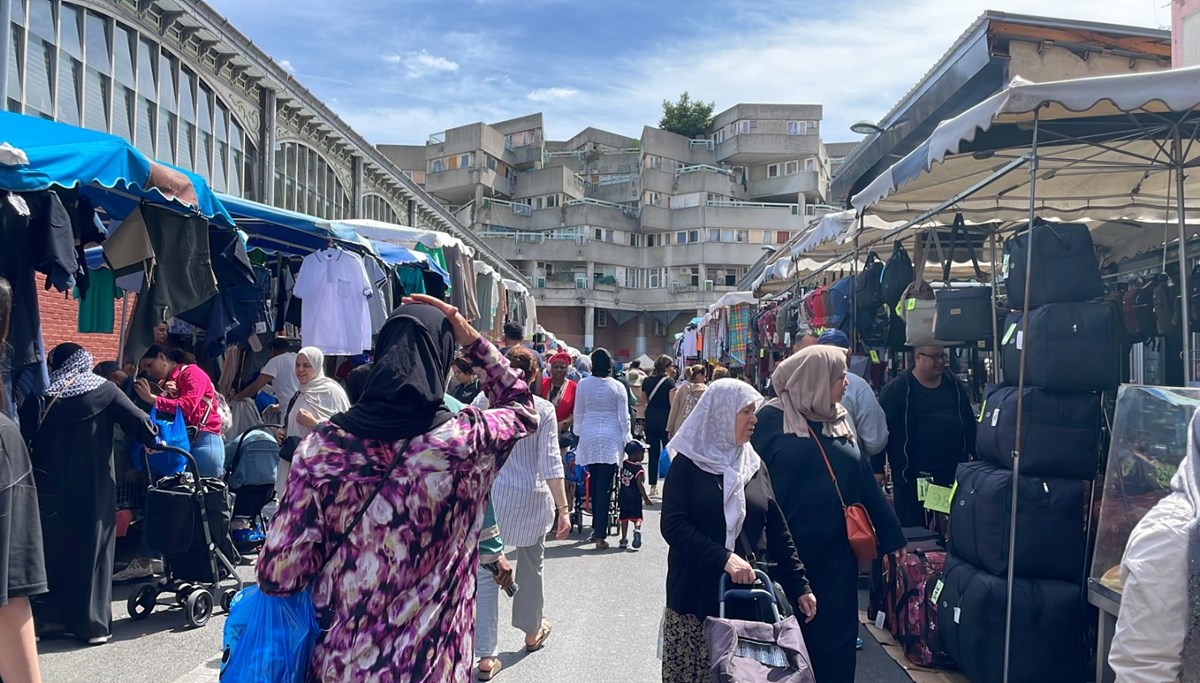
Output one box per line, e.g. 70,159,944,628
618,441,655,550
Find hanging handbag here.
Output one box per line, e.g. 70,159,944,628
811,427,878,562
933,214,994,342
221,438,410,682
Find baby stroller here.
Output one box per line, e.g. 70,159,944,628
127,446,243,629
224,423,282,554
563,445,588,534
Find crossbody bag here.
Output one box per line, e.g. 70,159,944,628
811,427,879,562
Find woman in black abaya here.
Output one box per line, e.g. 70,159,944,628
31,343,157,645
750,346,905,683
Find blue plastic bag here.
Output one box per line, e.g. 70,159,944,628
659,449,672,480
221,585,319,683
131,407,189,477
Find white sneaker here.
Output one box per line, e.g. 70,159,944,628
87,635,111,645
112,558,155,583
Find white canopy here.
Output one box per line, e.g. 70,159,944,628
852,66,1200,224
331,218,473,255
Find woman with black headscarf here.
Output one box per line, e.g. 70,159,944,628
30,342,158,645
572,348,631,550
257,295,538,682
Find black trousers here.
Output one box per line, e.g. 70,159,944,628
587,463,616,540
644,419,669,486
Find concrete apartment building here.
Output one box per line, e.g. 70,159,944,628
380,104,831,357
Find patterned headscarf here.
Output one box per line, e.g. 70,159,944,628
667,379,764,551
46,344,107,399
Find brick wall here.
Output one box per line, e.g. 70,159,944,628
37,286,129,363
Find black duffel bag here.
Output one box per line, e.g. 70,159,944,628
947,461,1089,582
1001,302,1122,392
933,215,993,342
1004,220,1104,307
976,384,1102,479
937,555,1086,683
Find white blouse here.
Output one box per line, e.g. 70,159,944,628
572,376,631,468
491,395,563,547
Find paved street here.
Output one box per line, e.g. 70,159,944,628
38,505,913,682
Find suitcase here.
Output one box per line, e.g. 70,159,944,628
934,287,993,342
1004,221,1104,307
937,555,1086,683
868,527,944,621
1000,303,1121,392
948,462,1088,582
881,549,956,669
975,384,1102,480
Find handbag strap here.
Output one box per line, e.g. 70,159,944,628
941,213,986,283
646,376,667,406
280,391,304,435
810,426,848,512
318,438,411,571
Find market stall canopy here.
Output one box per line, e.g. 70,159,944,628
333,218,471,254
852,66,1200,224
789,210,907,260
217,193,375,255
0,111,233,226
370,239,451,286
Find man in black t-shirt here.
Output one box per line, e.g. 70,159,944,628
877,345,975,527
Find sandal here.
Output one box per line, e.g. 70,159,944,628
477,658,502,681
526,618,553,652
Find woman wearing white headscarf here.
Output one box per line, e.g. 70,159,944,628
660,379,817,682
751,346,905,683
274,347,351,495
1109,406,1200,682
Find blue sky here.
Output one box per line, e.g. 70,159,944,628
207,0,1163,145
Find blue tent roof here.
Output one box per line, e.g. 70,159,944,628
370,240,451,286
0,111,233,226
217,193,375,256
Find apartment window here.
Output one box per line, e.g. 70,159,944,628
708,229,721,242
649,268,663,289
689,267,700,287
625,269,640,288
630,234,642,248
688,229,699,243
654,321,668,336
504,134,513,150
724,269,741,286
737,120,754,134
432,158,443,173
647,233,663,248
761,230,773,245
787,121,806,136
459,153,472,168
714,129,725,144
777,230,791,244
805,158,816,172
646,155,662,170
736,229,749,243
785,160,800,175
486,155,498,171
767,163,780,178
645,191,661,206
595,309,608,328
546,194,557,208
676,231,687,244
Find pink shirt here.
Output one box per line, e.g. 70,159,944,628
155,364,222,435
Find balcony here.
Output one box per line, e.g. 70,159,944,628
668,201,806,231
532,281,726,311
748,171,822,202
425,165,504,204
716,133,821,164
476,198,640,232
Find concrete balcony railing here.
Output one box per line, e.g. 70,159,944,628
716,133,821,162
748,171,822,201
531,282,725,312
477,199,641,232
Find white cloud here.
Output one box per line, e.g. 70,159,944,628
279,59,296,74
527,87,580,102
401,50,460,78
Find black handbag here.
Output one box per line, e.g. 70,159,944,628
278,393,304,463
934,215,993,342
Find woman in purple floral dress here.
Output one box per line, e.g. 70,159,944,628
257,295,538,682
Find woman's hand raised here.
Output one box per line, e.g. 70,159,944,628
723,553,756,585
402,294,481,347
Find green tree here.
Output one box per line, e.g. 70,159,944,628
659,92,715,139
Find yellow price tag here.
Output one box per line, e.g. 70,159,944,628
924,484,954,514
906,299,916,311
977,399,988,423
869,350,880,363
1001,323,1017,345
916,477,932,502
950,479,959,504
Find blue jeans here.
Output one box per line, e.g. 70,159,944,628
190,430,225,479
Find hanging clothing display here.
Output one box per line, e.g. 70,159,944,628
28,191,78,293
362,256,391,336
123,205,218,362
293,247,373,355
177,229,258,356
0,192,52,415
75,268,121,334
101,207,155,294
443,245,480,323
61,191,108,299
475,271,495,331
397,265,426,297
727,304,753,366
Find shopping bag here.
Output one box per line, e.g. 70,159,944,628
131,407,189,477
220,585,319,683
659,449,672,479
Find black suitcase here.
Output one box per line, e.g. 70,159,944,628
1001,303,1121,392
976,384,1102,480
937,555,1087,683
947,461,1088,582
1004,221,1104,307
934,286,993,342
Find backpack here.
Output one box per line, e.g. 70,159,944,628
856,251,885,312
827,277,855,329
881,241,914,309
1122,286,1140,339
1153,275,1179,336
808,287,829,328
1134,279,1158,340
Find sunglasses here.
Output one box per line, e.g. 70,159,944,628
917,352,949,362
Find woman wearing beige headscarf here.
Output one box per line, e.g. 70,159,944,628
750,346,905,683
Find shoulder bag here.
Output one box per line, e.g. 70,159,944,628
277,392,305,463
810,427,878,563
645,376,668,407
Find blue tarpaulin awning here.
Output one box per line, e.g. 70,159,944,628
217,193,376,256
0,111,233,226
370,240,451,286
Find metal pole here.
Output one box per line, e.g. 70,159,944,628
1174,126,1193,385
116,291,131,367
1004,107,1040,683
989,227,1000,374
852,215,862,349
0,0,12,110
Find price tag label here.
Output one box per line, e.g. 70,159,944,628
991,407,1001,427
1001,323,1017,345
869,350,880,363
923,484,954,513
977,399,988,423
953,607,961,624
875,611,886,629
930,579,944,605
1015,331,1024,350
916,477,933,502
906,299,916,311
